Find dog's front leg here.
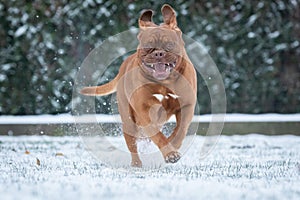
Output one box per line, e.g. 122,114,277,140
117,88,143,167
131,91,181,163
123,132,142,167
140,109,181,163
168,103,195,150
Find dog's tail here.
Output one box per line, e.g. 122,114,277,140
80,74,120,96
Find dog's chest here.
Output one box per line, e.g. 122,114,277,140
152,91,180,113
153,93,179,102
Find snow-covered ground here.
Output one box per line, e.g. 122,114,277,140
0,134,299,200
0,113,299,124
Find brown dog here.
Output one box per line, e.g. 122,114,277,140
81,4,197,167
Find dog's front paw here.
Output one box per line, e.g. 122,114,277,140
131,159,142,168
165,151,181,163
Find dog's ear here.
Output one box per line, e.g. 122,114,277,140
139,10,156,29
161,4,178,29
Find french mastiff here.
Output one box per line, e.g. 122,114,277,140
81,4,197,167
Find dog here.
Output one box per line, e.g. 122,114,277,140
80,4,197,167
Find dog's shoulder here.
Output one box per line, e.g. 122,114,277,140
119,52,140,72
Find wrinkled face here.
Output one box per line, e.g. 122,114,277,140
137,5,184,81
138,28,183,80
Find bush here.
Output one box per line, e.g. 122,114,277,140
0,0,299,114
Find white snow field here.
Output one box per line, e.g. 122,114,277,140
0,134,299,200
0,113,300,124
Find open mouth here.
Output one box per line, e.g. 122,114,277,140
143,62,176,70
142,61,176,80
143,62,176,80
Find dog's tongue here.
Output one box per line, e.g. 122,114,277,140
155,63,166,72
153,63,170,80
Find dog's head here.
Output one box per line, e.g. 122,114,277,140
137,4,185,81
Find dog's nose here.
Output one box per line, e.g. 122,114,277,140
153,50,165,59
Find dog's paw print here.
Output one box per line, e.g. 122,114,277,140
165,151,181,163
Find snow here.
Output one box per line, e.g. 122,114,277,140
213,113,300,122
0,113,299,198
15,25,28,37
0,134,299,199
0,113,299,124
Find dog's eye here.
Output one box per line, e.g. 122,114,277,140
143,47,154,53
165,42,175,51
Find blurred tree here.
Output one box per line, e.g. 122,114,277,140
0,0,299,115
